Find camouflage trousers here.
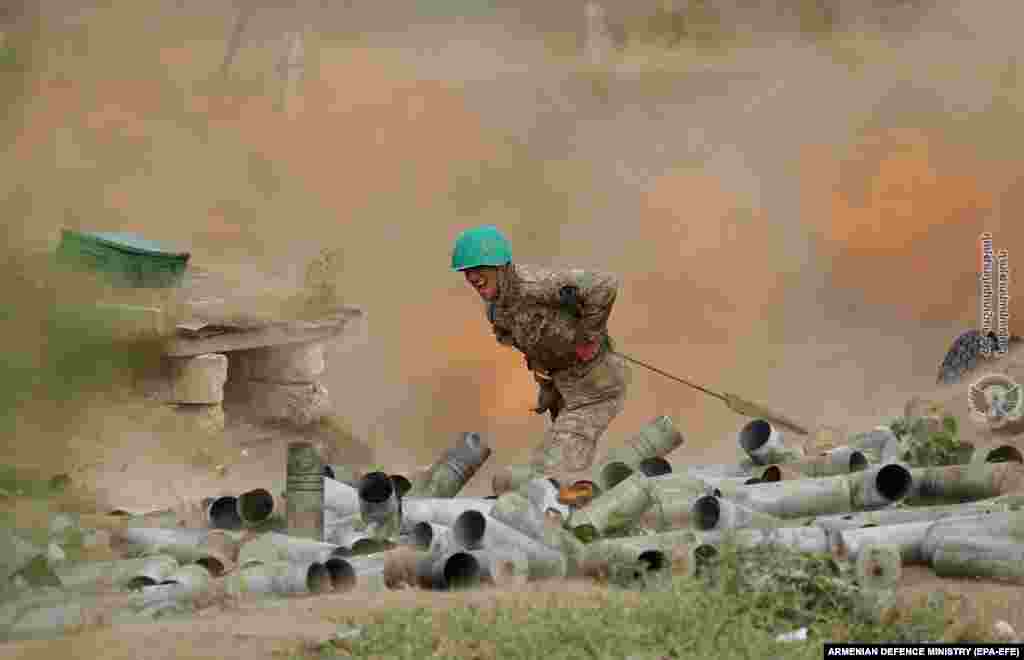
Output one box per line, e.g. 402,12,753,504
529,351,630,487
528,396,625,487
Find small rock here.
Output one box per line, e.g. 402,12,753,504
46,543,65,563
992,620,1017,642
775,627,808,642
334,625,363,641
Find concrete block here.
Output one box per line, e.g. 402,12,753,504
164,306,363,358
169,353,228,404
246,381,330,427
236,342,326,384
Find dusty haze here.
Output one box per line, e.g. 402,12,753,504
2,0,1023,494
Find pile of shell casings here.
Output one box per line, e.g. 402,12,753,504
4,411,1022,642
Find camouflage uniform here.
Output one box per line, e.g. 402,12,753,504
486,263,630,487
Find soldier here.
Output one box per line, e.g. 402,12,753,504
450,224,629,497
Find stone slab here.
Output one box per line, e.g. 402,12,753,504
245,381,330,427
235,342,326,384
169,353,229,404
163,307,363,357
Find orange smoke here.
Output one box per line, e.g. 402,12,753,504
13,45,499,245
806,128,993,252
406,292,536,424
629,169,786,345
14,76,160,161
204,48,497,220
800,128,1000,321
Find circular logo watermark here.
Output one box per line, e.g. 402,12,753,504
968,372,1023,429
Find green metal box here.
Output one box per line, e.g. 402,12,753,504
55,229,190,288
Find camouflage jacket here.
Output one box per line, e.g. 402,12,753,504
486,263,620,376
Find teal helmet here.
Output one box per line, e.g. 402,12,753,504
451,225,512,272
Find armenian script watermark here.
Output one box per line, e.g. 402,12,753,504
979,233,994,352
998,248,1010,354
978,232,1011,357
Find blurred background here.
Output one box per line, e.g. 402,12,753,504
1,0,1022,492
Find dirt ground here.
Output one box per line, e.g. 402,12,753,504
0,580,643,660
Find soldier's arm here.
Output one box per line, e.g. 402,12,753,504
518,265,620,344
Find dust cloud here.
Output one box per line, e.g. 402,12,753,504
2,0,1023,492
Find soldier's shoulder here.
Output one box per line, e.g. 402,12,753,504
512,263,568,285
512,264,618,297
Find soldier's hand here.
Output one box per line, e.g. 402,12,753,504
533,383,563,421
575,339,600,363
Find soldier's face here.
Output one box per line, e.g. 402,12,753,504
464,266,498,301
